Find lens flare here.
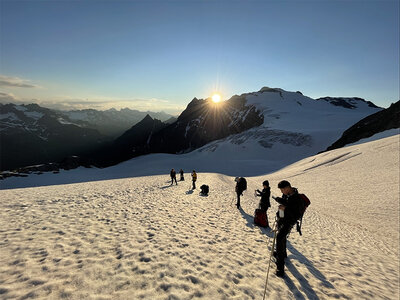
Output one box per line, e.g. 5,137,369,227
212,94,221,103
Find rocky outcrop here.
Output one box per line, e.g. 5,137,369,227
146,95,264,154
0,156,92,180
316,97,379,109
325,100,400,151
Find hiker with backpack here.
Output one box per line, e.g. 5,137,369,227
235,177,247,209
254,180,271,227
191,170,197,189
170,168,178,185
272,180,306,278
179,169,184,181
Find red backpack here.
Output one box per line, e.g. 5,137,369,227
299,194,311,214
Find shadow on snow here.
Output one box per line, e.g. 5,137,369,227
238,207,334,300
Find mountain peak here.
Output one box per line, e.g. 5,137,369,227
259,86,284,93
141,114,154,122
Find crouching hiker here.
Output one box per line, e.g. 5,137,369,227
272,180,305,278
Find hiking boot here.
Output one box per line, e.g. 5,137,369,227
275,269,285,278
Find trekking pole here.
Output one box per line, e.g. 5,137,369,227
265,219,277,252
262,221,278,300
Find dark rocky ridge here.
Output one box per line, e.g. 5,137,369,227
325,100,400,151
0,156,92,180
145,95,264,154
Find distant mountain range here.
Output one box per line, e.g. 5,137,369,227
88,94,265,167
0,103,174,171
87,87,385,169
2,87,397,177
62,108,174,137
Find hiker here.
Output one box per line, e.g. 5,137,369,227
235,177,247,209
179,169,184,181
255,180,271,226
272,180,304,278
191,170,197,189
170,168,177,185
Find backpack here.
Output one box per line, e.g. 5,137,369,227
239,177,247,191
200,184,209,195
254,208,268,227
296,193,310,236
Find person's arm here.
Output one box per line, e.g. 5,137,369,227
256,189,262,196
273,195,288,206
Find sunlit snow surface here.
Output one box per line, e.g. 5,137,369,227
0,134,398,299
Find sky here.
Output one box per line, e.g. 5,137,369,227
0,0,399,114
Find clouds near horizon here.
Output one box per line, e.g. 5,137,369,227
0,74,185,113
0,75,39,88
0,91,185,114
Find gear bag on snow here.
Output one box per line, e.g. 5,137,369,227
296,193,311,235
200,184,209,196
254,208,268,227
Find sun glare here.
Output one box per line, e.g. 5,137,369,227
212,94,221,103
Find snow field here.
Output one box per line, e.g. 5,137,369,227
0,134,398,299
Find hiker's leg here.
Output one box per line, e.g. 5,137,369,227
236,192,241,208
276,223,291,271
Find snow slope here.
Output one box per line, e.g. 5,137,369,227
191,89,382,171
0,134,398,299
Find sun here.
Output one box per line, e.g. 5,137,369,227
212,93,221,103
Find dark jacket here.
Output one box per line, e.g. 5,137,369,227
275,188,304,225
256,187,271,209
170,170,176,178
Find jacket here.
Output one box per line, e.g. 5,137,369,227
256,187,271,208
275,188,303,225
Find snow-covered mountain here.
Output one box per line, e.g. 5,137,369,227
315,96,379,109
94,87,381,169
0,87,383,173
0,134,398,299
0,103,108,171
0,103,174,171
63,108,173,137
170,87,383,173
